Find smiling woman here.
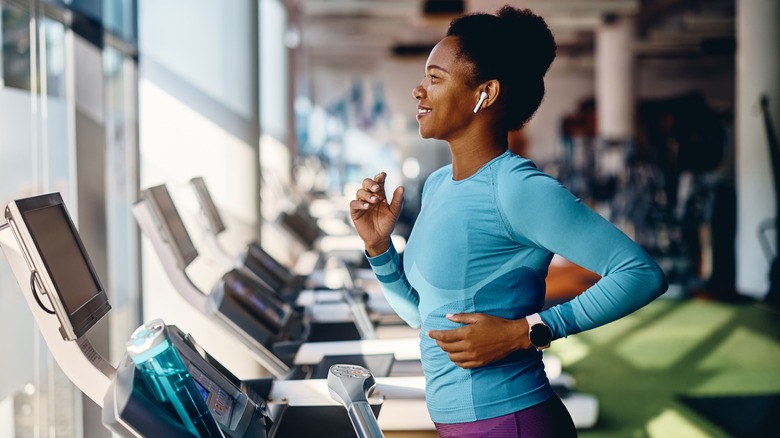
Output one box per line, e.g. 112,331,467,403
349,4,667,437
413,36,478,144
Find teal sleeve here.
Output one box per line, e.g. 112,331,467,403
366,243,421,328
498,170,668,339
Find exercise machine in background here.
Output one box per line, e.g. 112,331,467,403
189,176,405,322
137,183,388,341
0,192,395,437
134,184,431,384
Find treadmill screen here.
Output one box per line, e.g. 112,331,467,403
24,205,100,313
190,177,226,235
193,379,210,402
144,185,199,269
15,194,111,339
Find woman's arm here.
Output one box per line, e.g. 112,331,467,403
502,170,668,339
350,172,420,327
366,243,421,328
428,165,667,368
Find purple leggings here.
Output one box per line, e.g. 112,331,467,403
434,394,577,438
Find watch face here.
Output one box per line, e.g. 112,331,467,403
530,324,552,347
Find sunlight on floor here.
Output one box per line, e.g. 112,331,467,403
549,336,590,367
647,409,711,438
694,327,780,394
615,301,735,370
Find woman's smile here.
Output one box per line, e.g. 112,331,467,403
417,105,432,120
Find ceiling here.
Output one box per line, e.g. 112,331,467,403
288,0,735,61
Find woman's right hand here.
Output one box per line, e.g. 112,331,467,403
349,172,405,256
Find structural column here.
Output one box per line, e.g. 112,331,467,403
595,15,635,142
735,0,780,298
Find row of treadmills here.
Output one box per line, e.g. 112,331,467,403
0,177,599,437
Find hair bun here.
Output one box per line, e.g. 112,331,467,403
497,6,557,77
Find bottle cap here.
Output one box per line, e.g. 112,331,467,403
126,319,169,363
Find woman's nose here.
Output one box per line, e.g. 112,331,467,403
412,84,423,100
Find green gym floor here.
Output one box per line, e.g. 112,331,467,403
554,295,780,437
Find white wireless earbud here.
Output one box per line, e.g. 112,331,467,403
473,91,488,113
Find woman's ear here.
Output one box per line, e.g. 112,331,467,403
482,80,500,109
473,80,501,113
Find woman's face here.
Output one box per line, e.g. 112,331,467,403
413,36,478,141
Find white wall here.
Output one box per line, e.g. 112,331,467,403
138,0,264,378
260,0,290,144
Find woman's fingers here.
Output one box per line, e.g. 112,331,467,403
349,198,370,211
354,187,381,205
351,174,387,212
361,177,381,192
356,174,389,206
362,174,387,197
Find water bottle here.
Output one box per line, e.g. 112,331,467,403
126,319,224,437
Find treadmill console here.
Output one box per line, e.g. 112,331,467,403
107,324,270,437
5,193,111,340
189,367,235,428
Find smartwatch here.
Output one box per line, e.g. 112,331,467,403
526,313,552,351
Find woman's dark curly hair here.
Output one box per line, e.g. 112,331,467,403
447,6,556,130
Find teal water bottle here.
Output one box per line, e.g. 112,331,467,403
126,319,224,437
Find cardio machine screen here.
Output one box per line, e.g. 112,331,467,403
189,177,226,235
17,196,110,338
193,379,210,402
143,185,199,269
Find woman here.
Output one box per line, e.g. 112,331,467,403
350,6,667,437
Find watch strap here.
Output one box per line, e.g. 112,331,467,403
526,313,544,327
525,313,551,350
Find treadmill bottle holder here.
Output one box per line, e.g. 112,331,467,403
126,319,225,437
105,324,270,437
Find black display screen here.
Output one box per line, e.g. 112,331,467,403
145,185,199,269
190,177,226,235
24,204,102,314
14,193,111,339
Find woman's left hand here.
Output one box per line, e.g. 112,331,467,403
427,313,529,368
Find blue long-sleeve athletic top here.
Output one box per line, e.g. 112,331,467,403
367,150,667,423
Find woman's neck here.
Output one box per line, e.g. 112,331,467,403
449,131,508,180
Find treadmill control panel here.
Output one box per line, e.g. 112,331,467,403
188,364,235,427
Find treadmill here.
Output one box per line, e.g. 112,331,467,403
134,184,419,379
189,177,383,338
189,176,311,299
0,192,388,437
